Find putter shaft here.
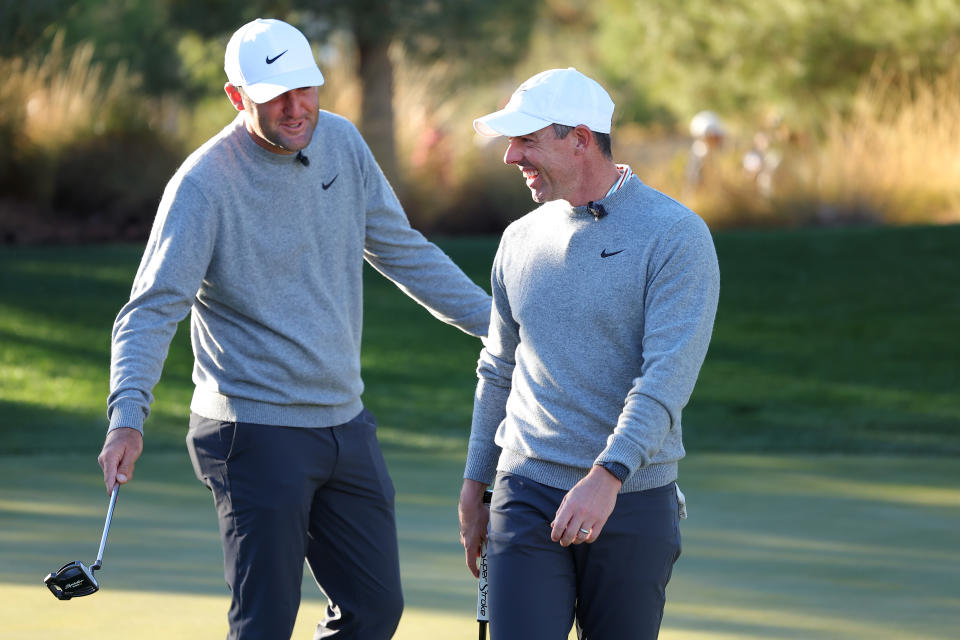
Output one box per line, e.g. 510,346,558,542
93,485,119,571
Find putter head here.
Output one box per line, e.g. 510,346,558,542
44,561,99,600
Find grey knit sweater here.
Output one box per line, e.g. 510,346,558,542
463,177,720,493
108,111,491,433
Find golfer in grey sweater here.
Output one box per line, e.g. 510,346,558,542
98,19,490,640
459,69,720,639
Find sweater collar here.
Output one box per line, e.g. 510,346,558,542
604,163,634,198
571,167,641,220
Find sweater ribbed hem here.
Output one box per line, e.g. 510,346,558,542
497,448,677,494
190,388,364,428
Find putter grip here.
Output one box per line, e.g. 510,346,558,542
476,539,489,622
476,488,493,623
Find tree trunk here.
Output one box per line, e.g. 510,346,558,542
355,32,398,185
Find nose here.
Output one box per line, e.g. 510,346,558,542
280,89,309,116
283,97,300,117
503,139,523,165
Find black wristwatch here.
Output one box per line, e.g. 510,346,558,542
595,460,630,483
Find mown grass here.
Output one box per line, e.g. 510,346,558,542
694,223,960,453
2,227,958,640
1,225,958,456
4,451,959,639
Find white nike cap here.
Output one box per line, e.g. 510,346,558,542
224,18,325,104
474,67,614,138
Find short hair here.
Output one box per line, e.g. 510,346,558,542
552,124,613,160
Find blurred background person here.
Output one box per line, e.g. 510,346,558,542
684,110,726,197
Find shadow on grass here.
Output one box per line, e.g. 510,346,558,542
0,401,109,454
3,450,958,639
0,398,196,455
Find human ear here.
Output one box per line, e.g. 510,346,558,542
573,125,592,153
224,83,245,111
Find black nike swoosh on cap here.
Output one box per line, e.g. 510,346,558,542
266,50,288,64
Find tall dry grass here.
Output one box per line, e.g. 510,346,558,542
391,62,960,231
0,34,184,243
816,68,960,225
4,33,958,240
647,67,960,228
0,33,142,156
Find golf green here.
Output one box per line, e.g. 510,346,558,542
3,449,957,638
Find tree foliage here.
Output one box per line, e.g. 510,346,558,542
1,0,183,91
293,0,538,180
594,0,960,129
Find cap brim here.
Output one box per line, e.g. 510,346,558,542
473,109,553,138
244,67,325,104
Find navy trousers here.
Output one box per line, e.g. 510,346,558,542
186,409,403,640
487,473,682,640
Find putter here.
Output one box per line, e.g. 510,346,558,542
44,485,119,600
476,488,493,640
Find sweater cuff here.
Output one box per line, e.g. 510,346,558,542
463,445,501,486
108,400,147,434
596,434,647,475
